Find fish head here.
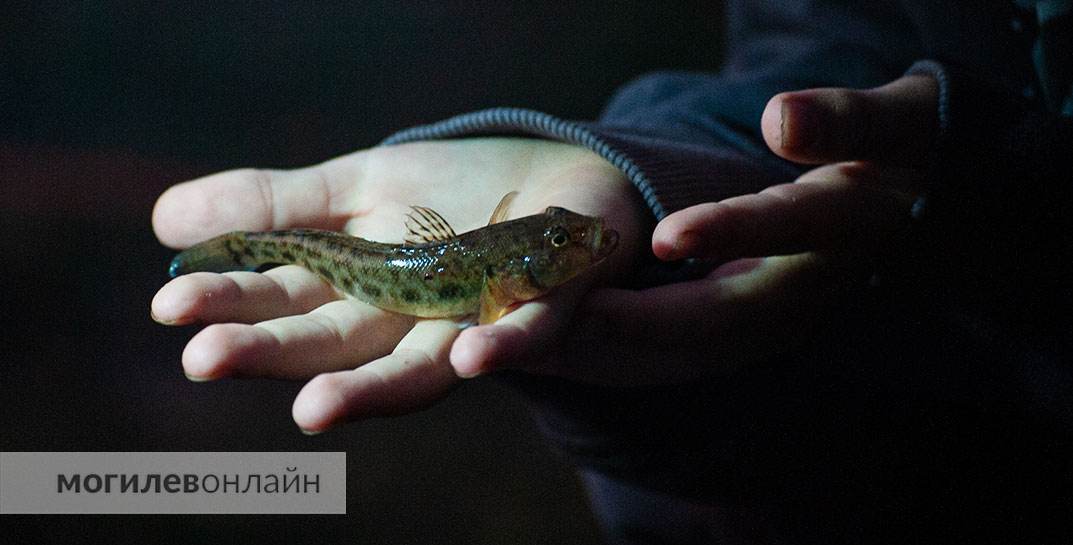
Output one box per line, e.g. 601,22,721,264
522,206,619,291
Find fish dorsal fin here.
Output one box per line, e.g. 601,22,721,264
487,191,518,225
405,205,457,244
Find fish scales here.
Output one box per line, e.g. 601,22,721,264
168,197,618,324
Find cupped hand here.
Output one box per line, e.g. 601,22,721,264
521,74,939,385
151,138,648,432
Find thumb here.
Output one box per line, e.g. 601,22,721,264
761,74,938,166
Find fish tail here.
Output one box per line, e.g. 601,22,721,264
168,231,267,277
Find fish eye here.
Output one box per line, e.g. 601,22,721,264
550,229,570,247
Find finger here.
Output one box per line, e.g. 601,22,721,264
653,163,917,261
151,266,340,326
181,299,413,381
761,74,938,166
152,155,363,248
563,254,834,385
448,281,584,378
560,280,747,384
291,319,462,432
580,255,818,330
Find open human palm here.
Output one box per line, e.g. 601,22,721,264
152,74,938,432
538,74,938,385
152,138,645,433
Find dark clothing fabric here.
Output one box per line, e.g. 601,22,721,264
384,1,1072,543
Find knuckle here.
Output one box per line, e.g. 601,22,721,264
393,347,436,370
839,93,879,156
245,168,278,228
308,372,347,396
220,168,277,229
303,311,348,348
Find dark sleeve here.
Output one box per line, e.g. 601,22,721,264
898,59,1073,335
383,1,925,221
377,3,1073,535
379,1,947,500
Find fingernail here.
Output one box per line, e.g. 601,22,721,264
780,97,819,152
454,353,486,378
299,427,325,436
151,306,190,326
150,307,174,325
664,231,697,260
184,372,213,382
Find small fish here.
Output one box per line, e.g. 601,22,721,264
168,192,619,324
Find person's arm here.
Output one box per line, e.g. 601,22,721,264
367,1,949,500
516,46,1073,509
382,1,926,227
152,0,1073,441
420,1,1073,502
369,2,940,383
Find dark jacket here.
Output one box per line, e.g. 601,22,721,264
384,2,1072,543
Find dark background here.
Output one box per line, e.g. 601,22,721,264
1,2,723,543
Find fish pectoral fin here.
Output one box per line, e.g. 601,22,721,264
478,275,514,325
487,191,518,225
404,205,458,244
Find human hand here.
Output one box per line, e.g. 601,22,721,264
152,138,649,432
481,75,938,385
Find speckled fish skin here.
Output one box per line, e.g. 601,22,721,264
168,206,618,322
